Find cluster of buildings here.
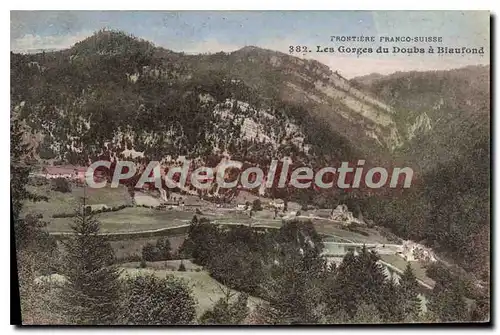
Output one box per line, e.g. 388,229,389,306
400,241,437,263
36,165,87,181
329,204,365,226
33,165,105,184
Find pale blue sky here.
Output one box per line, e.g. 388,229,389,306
11,11,490,77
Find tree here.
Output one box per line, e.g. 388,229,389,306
122,274,196,325
252,199,262,211
51,177,71,193
325,246,387,318
399,263,422,320
429,278,469,322
59,197,122,325
179,216,221,266
350,303,382,324
156,237,172,260
260,220,326,324
142,243,159,262
378,277,404,322
11,118,47,247
11,117,51,323
200,293,249,325
141,238,171,262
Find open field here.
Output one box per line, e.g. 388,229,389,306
45,202,394,247
121,265,263,317
28,181,392,246
33,181,421,288
111,235,187,261
379,254,435,287
23,184,132,219
47,207,196,232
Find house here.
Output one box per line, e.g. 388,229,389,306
233,190,259,207
399,241,437,263
43,165,87,182
330,204,364,225
269,198,285,210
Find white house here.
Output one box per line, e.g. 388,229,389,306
330,204,363,225
269,199,285,210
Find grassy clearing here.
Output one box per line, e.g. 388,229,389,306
47,207,196,232
23,184,132,219
121,266,263,317
310,221,390,243
46,203,389,248
379,254,435,287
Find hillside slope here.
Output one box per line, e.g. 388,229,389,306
11,30,402,169
352,66,490,281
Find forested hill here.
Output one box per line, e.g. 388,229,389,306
352,66,490,282
11,30,405,168
352,66,490,172
11,30,490,282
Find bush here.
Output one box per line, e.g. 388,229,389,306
178,261,186,272
51,177,71,193
142,243,159,262
199,293,249,325
141,238,172,262
252,199,262,211
121,274,196,324
139,260,147,268
156,237,172,260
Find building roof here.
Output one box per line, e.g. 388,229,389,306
44,165,87,175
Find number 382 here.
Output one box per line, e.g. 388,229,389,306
289,45,309,53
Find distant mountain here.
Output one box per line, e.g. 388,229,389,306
10,30,489,186
11,30,404,169
350,72,385,86
353,66,490,280
353,65,490,172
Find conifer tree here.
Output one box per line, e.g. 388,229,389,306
11,117,47,248
379,277,404,322
261,220,326,324
200,292,249,325
11,117,52,323
429,278,468,322
156,237,172,260
60,195,122,325
350,303,381,324
326,246,387,318
399,262,422,320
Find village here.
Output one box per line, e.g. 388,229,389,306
29,163,438,273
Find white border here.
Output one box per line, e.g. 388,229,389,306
2,1,498,334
